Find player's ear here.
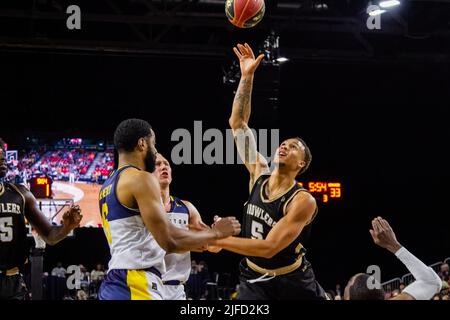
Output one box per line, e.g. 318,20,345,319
137,137,146,151
298,160,305,171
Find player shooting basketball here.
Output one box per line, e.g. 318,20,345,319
208,43,328,299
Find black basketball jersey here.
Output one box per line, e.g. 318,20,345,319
242,174,318,270
0,183,28,270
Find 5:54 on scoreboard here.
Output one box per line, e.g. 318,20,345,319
298,181,342,204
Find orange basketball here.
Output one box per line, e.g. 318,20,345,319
225,0,265,28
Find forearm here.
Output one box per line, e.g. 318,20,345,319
395,247,442,300
169,228,218,254
214,237,274,258
43,225,72,245
229,75,254,128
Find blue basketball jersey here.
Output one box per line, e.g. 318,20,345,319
99,165,166,273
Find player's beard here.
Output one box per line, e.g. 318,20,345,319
144,149,157,173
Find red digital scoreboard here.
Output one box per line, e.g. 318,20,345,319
298,181,342,203
29,176,53,199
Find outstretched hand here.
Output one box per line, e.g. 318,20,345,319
369,217,402,254
233,43,264,77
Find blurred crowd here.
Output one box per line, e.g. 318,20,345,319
5,148,114,184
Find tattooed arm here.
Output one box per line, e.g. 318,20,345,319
228,43,269,191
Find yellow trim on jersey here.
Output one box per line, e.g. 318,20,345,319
246,256,303,276
259,177,296,203
126,270,153,300
295,243,304,254
0,183,5,197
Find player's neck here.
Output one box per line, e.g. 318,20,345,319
269,169,296,192
160,186,170,206
118,154,145,171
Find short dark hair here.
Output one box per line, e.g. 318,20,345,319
0,138,5,152
114,119,152,152
349,274,385,300
294,137,312,175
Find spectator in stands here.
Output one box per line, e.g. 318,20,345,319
90,263,105,294
325,290,336,300
69,170,75,184
76,289,88,300
51,262,67,278
433,295,441,300
442,295,449,300
190,260,198,275
79,265,90,291
439,263,449,280
399,282,405,292
335,284,342,297
91,263,105,282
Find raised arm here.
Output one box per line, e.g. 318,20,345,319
229,43,269,190
212,192,316,258
129,170,241,254
369,217,442,300
18,185,82,245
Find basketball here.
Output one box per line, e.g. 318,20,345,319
225,0,265,28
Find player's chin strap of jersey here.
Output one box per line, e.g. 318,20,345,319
246,257,304,284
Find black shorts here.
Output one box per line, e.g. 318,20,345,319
237,258,328,300
0,274,28,300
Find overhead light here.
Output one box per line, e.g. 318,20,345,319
379,0,400,8
276,57,289,63
369,9,386,16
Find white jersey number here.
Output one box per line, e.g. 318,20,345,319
0,217,13,242
251,220,264,240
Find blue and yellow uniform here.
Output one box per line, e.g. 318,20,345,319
98,165,166,300
163,196,190,300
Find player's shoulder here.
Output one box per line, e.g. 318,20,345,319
119,167,157,190
287,188,317,215
179,199,195,210
122,167,153,181
8,183,31,195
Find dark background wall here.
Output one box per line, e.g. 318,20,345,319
2,50,450,289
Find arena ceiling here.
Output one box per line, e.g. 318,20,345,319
0,0,449,62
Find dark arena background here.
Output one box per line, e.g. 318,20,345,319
0,0,450,306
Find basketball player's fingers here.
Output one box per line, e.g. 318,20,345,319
255,54,264,67
244,43,255,59
233,47,242,59
380,218,390,230
369,229,377,241
372,219,381,234
376,219,385,233
213,215,221,222
377,218,388,232
237,44,247,56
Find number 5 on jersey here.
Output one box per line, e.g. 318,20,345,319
0,217,13,242
251,220,264,239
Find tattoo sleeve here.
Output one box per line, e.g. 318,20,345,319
232,77,253,125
